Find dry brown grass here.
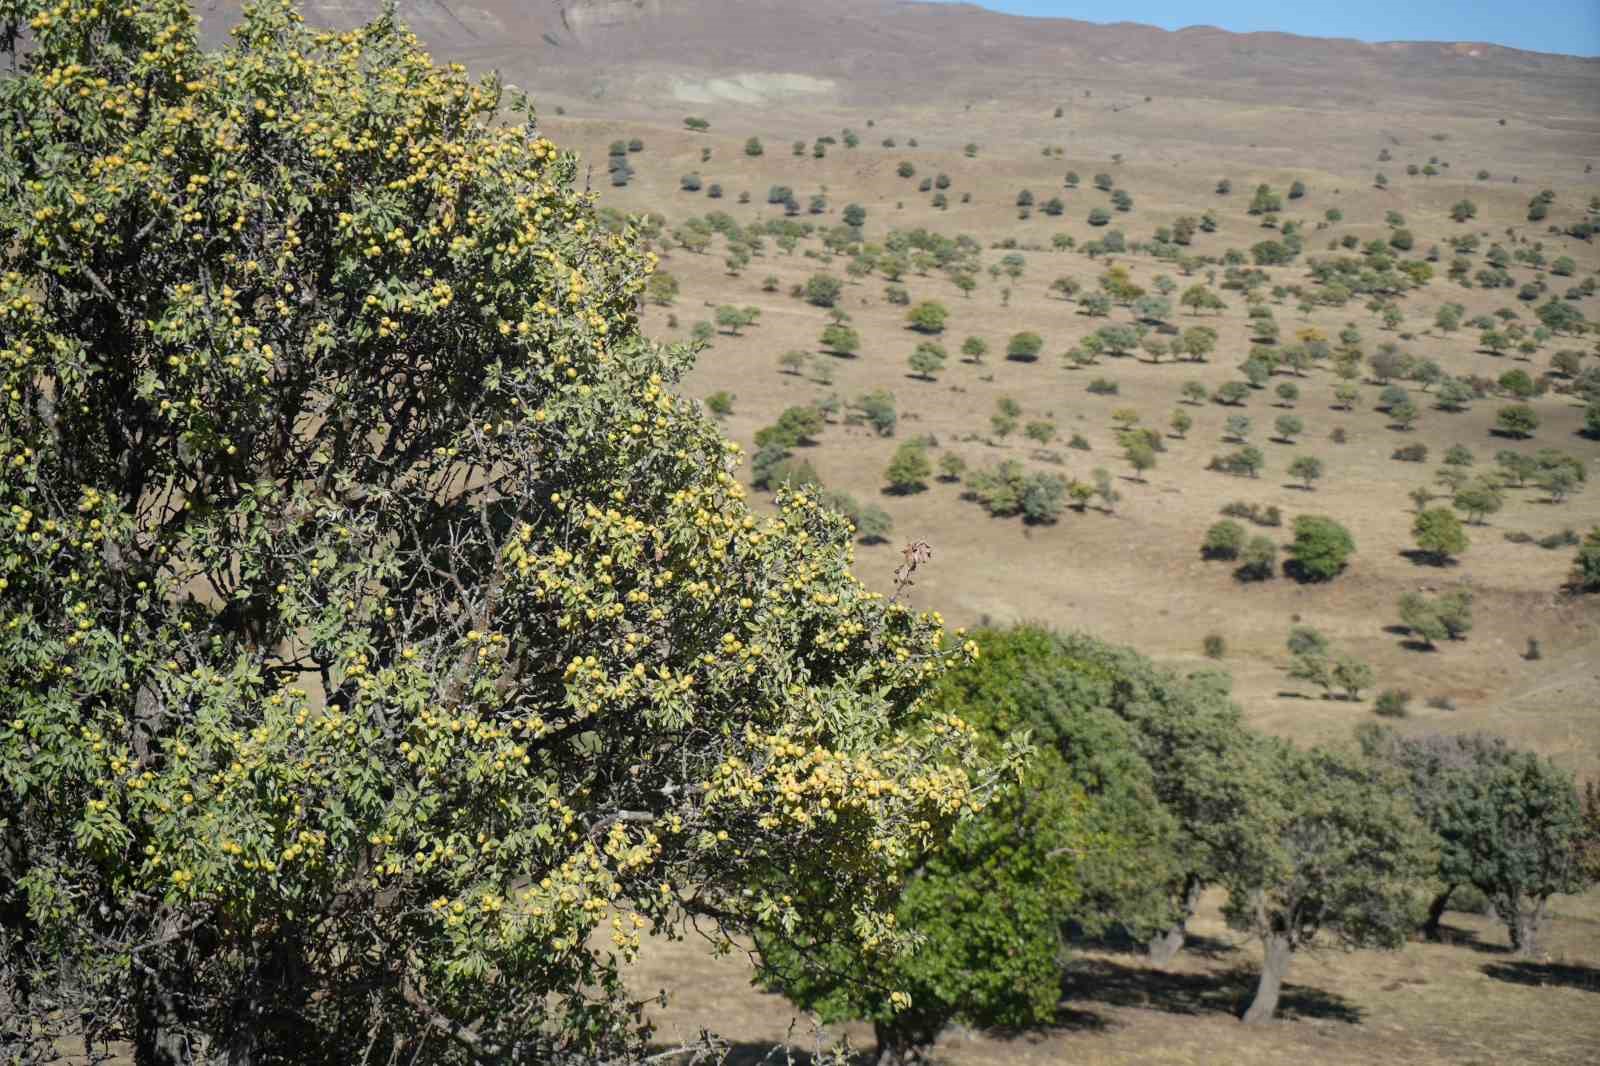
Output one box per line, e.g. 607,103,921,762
557,100,1600,774
535,86,1600,1064
630,891,1600,1066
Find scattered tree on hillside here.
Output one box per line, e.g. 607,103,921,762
1220,744,1432,1024
1412,508,1469,565
820,322,861,357
1364,729,1592,957
884,441,933,494
990,397,1022,441
1571,528,1600,591
804,272,845,307
1288,516,1355,581
1495,405,1540,439
849,390,899,437
1007,331,1045,362
909,342,948,381
1237,536,1278,581
906,301,950,334
779,349,811,376
1288,455,1323,490
1453,483,1504,525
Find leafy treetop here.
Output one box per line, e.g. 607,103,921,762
0,2,992,1060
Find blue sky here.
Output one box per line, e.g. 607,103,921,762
936,1,1600,57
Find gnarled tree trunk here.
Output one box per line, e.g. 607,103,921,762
872,1021,921,1066
1510,898,1547,959
1421,884,1456,941
1241,933,1293,1025
133,964,193,1066
1147,874,1203,967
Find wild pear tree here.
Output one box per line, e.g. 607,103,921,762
0,3,989,1061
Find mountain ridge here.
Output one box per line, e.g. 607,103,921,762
195,0,1600,114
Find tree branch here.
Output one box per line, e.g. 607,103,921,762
399,978,507,1062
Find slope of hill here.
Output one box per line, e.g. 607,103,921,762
199,0,1600,114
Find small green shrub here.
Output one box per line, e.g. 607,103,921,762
1392,443,1429,462
1219,501,1282,527
1374,689,1411,718
1202,520,1247,560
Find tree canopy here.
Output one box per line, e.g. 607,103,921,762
1288,516,1355,581
0,3,990,1060
760,627,1230,1061
1218,742,1432,1022
1360,727,1593,955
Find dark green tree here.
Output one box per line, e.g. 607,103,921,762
1237,536,1278,581
908,342,948,381
850,390,898,437
1438,751,1589,954
760,626,1194,1063
1453,482,1504,525
1570,527,1600,591
1025,635,1259,964
1412,508,1468,564
884,441,933,494
1495,405,1540,439
804,272,845,307
1220,743,1432,1023
1288,516,1355,581
906,301,950,334
1287,455,1322,490
1006,331,1045,362
820,322,861,357
1203,520,1247,560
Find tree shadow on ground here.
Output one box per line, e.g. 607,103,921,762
1399,549,1459,568
1182,934,1244,961
1043,1005,1114,1032
1068,925,1241,962
1282,560,1340,585
1060,957,1363,1024
1482,960,1600,992
1433,921,1510,954
1381,624,1438,652
718,1042,866,1066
